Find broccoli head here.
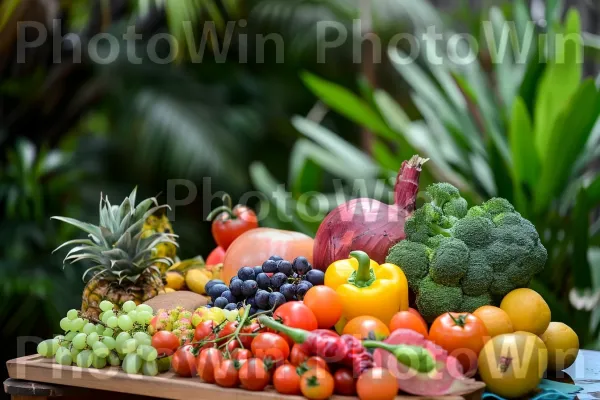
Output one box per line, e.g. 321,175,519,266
387,184,547,321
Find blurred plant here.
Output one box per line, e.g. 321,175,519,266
252,1,600,345
0,138,86,337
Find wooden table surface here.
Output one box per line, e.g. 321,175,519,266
5,350,600,399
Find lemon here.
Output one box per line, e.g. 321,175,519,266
500,288,551,335
473,306,514,337
478,332,548,398
185,268,210,294
165,271,185,290
541,322,579,371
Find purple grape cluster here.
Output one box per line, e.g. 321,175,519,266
205,255,325,315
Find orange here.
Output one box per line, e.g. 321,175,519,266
500,288,551,335
473,306,514,337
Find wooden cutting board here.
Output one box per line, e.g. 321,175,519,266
7,354,486,400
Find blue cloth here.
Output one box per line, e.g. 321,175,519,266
482,380,582,400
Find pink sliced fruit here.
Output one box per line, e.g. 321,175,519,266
373,329,474,396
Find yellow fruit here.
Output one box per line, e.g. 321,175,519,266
185,268,210,294
478,333,548,398
500,288,551,335
165,271,185,290
164,287,176,293
473,306,514,337
541,322,579,371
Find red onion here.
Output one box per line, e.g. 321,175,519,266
313,155,427,271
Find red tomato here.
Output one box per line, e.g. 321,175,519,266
206,246,225,265
195,320,217,342
240,321,262,349
343,316,390,340
389,311,429,338
303,286,343,328
300,368,335,400
217,321,238,345
304,357,329,372
429,312,489,375
239,358,271,391
408,307,427,326
171,345,197,377
152,331,180,356
290,344,309,366
197,348,223,383
214,359,239,388
226,339,240,354
273,364,301,394
211,201,258,250
273,302,318,345
334,368,356,396
251,332,290,364
231,348,252,361
357,368,397,400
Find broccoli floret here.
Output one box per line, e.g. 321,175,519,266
481,198,514,217
427,183,468,218
386,241,430,291
399,183,547,321
429,237,468,286
416,276,463,322
461,250,493,296
460,294,493,313
453,216,494,248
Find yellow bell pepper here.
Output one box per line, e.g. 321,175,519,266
324,250,408,325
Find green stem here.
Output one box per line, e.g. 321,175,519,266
349,251,372,285
362,341,436,373
258,316,309,344
206,205,234,221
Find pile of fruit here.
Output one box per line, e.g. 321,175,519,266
35,158,583,400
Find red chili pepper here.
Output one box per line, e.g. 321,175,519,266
258,316,373,376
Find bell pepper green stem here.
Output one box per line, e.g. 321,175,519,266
258,315,309,344
362,341,436,373
349,251,372,285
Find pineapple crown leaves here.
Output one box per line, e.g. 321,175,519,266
52,187,178,283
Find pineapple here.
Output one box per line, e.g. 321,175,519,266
53,188,178,319
142,214,177,275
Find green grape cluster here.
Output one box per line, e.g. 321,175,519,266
37,300,159,376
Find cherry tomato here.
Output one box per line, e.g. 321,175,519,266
151,331,180,356
195,320,217,342
240,321,262,349
239,358,271,391
303,286,343,328
290,344,309,366
251,332,290,364
334,368,356,396
226,339,240,354
206,246,225,265
273,302,318,345
299,356,329,373
171,345,197,377
197,347,223,383
343,316,390,340
210,197,259,250
218,321,238,344
214,359,239,388
357,368,398,400
300,368,335,400
231,348,252,361
408,307,427,326
389,311,429,338
273,364,301,394
429,312,489,375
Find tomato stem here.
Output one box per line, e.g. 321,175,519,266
448,312,468,328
